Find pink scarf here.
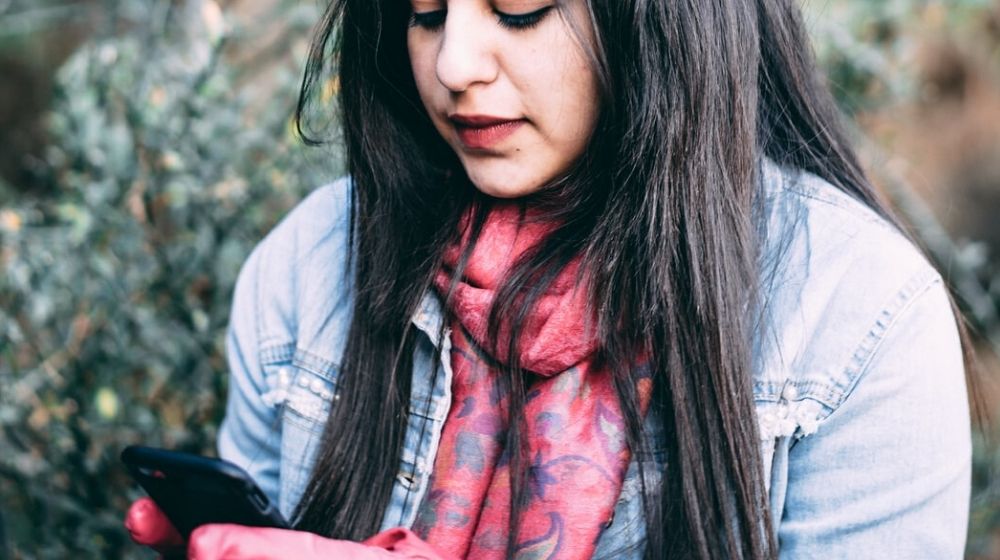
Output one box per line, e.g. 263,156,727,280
412,202,652,559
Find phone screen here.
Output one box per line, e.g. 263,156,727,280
121,445,289,536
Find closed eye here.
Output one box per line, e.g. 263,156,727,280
408,5,554,31
495,5,553,30
409,9,446,30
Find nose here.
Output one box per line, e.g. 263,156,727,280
435,9,499,92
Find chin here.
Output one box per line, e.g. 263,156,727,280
469,176,543,200
480,187,529,199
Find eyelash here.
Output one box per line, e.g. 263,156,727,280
408,5,553,31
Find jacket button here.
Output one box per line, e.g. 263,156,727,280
310,378,325,394
780,383,798,401
398,472,417,488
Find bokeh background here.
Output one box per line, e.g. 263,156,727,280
1,0,1000,557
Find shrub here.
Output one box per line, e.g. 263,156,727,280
0,1,338,557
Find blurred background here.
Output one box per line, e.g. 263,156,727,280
1,0,999,557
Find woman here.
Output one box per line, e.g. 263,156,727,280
125,0,976,558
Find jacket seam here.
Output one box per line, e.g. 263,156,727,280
259,343,295,365
779,177,894,230
291,347,340,382
824,268,942,416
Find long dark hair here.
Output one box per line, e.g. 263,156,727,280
289,1,977,558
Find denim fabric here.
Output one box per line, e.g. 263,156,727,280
216,158,971,558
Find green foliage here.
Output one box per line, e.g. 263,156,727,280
804,0,993,113
0,1,338,557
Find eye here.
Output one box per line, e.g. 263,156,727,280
409,9,446,30
495,5,554,30
408,5,555,32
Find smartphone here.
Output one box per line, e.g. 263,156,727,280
121,445,289,537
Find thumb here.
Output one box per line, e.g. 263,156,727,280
124,498,185,551
365,528,457,560
188,525,411,560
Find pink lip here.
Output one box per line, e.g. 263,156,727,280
449,114,526,150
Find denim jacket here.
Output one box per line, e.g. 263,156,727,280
216,158,971,558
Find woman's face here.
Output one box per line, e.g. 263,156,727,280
407,0,600,198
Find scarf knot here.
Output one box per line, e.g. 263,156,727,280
434,202,598,376
413,202,652,560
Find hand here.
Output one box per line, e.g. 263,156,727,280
187,524,453,559
124,497,454,560
124,497,186,558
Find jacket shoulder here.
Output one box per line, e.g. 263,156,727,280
756,163,970,557
235,176,355,368
753,160,949,438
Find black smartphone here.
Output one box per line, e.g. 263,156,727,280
121,445,289,537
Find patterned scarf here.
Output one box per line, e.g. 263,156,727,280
412,202,652,559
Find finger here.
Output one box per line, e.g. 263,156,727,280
188,524,281,559
364,527,456,560
188,524,393,559
124,498,185,549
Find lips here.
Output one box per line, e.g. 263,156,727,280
449,114,526,150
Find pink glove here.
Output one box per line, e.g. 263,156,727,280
124,497,455,560
124,497,186,558
187,524,453,559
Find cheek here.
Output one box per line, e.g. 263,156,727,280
514,13,599,142
530,46,599,152
409,36,458,145
407,36,439,108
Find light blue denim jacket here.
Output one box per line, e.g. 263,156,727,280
216,159,971,558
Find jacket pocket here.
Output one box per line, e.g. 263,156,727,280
282,366,338,428
258,353,340,518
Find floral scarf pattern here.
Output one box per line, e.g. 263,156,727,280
412,202,652,559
